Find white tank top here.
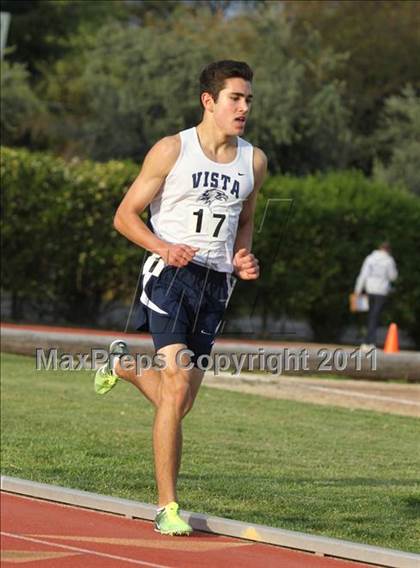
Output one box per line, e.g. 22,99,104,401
149,127,254,273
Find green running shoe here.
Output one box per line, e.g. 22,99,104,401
154,502,192,536
94,339,129,395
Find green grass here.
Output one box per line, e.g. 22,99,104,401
1,352,419,552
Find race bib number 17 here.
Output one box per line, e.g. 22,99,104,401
187,205,229,241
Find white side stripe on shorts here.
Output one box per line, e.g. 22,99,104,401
140,255,168,315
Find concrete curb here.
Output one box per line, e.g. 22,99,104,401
1,323,420,381
1,476,419,568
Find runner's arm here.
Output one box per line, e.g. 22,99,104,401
114,136,198,266
233,147,267,254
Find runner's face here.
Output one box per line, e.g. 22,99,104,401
212,77,253,136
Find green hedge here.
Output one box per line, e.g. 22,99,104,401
1,147,138,322
2,147,419,345
252,173,420,344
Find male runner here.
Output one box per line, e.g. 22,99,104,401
95,60,267,535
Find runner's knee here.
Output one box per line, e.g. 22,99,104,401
159,369,193,417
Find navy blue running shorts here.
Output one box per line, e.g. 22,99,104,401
134,254,236,365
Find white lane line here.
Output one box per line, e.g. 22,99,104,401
208,375,420,408
303,385,420,407
1,532,173,568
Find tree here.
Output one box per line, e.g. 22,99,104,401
2,0,128,75
373,85,420,196
2,1,240,75
283,0,420,171
245,7,356,174
72,23,209,161
0,59,45,145
41,6,357,173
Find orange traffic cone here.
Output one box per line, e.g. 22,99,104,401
384,323,399,353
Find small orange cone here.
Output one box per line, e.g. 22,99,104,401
384,322,399,353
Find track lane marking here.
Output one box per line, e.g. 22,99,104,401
304,385,420,407
28,534,251,551
1,532,173,568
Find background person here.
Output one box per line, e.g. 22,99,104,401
354,241,398,350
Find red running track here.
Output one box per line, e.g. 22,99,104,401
1,493,372,568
